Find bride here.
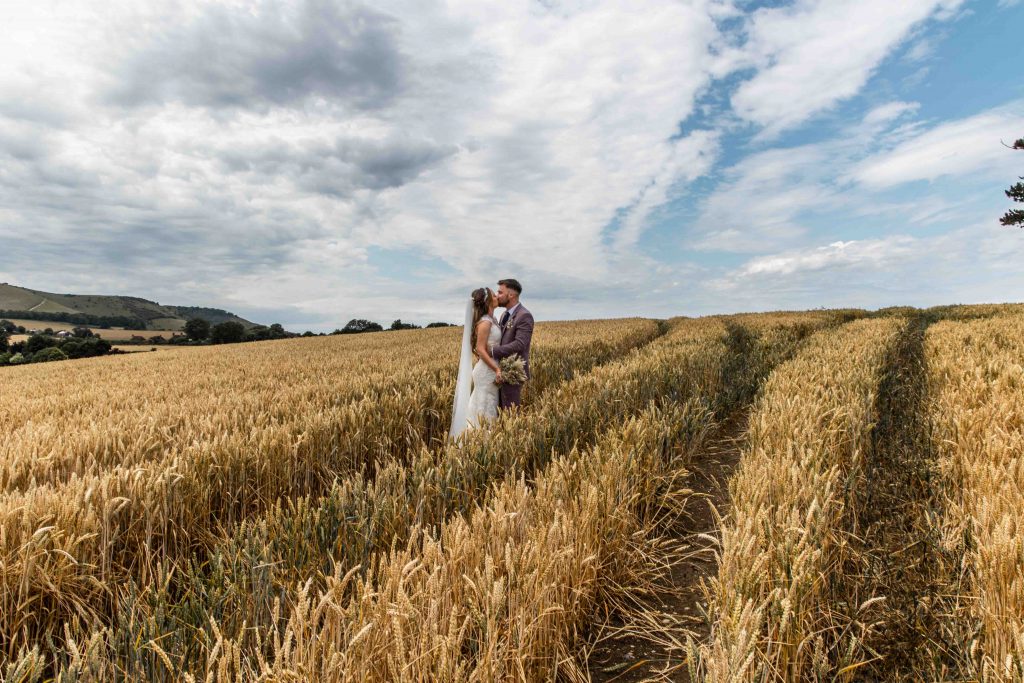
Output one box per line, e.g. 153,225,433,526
449,287,504,439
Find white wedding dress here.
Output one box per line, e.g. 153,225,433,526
465,315,501,428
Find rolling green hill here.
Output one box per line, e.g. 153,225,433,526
0,283,258,330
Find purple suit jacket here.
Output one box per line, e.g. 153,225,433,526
492,304,534,379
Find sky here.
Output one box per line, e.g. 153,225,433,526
1,0,1022,330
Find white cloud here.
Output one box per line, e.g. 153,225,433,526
690,144,837,252
729,0,964,135
903,35,937,63
734,236,917,278
862,101,920,127
687,99,1024,255
852,102,1024,188
614,129,719,249
702,223,1024,313
378,0,724,283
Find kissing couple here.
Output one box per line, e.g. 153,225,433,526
449,278,535,439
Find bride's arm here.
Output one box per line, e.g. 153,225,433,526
475,320,500,373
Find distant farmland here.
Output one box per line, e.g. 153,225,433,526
5,319,183,343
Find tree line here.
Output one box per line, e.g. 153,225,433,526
178,319,292,344
0,309,145,329
332,319,454,334
172,317,453,343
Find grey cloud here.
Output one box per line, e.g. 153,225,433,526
0,142,319,282
0,210,316,311
214,134,457,196
0,128,51,162
106,0,407,110
349,138,455,190
0,131,96,192
0,94,76,129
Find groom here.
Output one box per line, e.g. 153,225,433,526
491,278,534,410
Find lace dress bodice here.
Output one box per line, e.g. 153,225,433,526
482,314,501,349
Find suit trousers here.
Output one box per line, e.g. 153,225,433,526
498,383,522,410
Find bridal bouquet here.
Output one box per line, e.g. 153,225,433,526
498,354,527,385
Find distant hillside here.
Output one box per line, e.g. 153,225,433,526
0,283,258,331
165,306,256,327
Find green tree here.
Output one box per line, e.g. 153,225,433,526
210,321,245,344
1001,137,1024,228
0,329,7,353
185,318,211,341
25,334,59,354
389,319,421,331
61,337,111,359
245,325,270,342
338,319,383,334
31,347,68,363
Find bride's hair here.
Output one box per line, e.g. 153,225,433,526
470,287,491,355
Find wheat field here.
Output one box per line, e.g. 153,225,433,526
1,307,1022,682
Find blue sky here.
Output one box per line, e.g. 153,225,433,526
0,0,1022,329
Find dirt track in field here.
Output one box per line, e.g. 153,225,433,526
587,411,748,683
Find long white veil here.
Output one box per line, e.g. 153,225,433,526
448,298,475,440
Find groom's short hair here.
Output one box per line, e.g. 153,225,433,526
498,278,522,294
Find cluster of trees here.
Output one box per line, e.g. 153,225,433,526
1001,137,1023,228
0,322,112,367
1,320,27,335
331,319,454,334
0,309,145,329
177,319,293,345
117,319,297,346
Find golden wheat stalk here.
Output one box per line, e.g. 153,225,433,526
927,315,1024,681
